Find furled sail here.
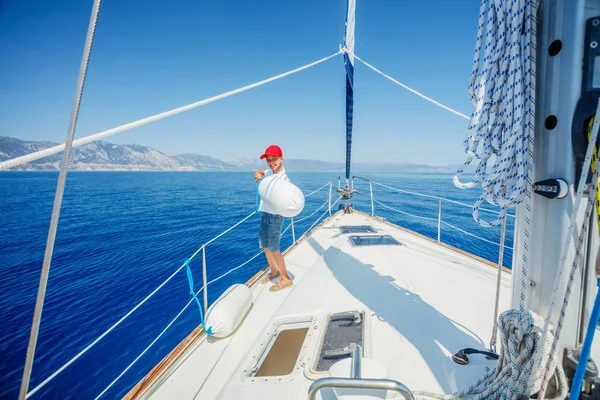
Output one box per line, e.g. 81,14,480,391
343,0,355,182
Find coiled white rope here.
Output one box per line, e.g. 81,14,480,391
448,2,540,395
0,51,341,171
453,0,537,230
456,0,540,395
413,309,567,400
410,1,557,399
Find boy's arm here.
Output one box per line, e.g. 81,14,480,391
254,169,266,181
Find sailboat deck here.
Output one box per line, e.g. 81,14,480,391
138,211,511,399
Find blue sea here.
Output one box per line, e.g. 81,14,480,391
0,172,514,399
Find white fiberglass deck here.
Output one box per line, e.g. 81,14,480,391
140,211,511,399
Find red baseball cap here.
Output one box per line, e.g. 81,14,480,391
260,145,283,159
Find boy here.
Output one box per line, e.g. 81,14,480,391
254,145,293,292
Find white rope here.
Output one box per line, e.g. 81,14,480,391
304,182,332,198
95,245,267,398
207,251,264,287
293,197,330,224
207,194,341,290
94,285,203,400
299,195,343,241
373,198,439,223
345,51,470,120
355,189,513,250
536,99,600,398
412,309,567,400
440,220,513,250
441,198,516,218
443,0,543,397
0,51,341,171
370,181,514,217
289,192,338,236
25,210,256,397
26,259,188,398
95,197,342,397
19,1,102,398
205,211,256,247
281,222,293,236
490,217,507,353
453,0,537,229
371,181,443,201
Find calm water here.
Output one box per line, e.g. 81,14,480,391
0,172,514,399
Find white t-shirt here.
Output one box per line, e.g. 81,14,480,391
259,166,290,215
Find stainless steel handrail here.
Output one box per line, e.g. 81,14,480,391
308,344,414,400
308,378,414,400
350,345,361,378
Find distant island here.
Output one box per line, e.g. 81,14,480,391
0,136,461,173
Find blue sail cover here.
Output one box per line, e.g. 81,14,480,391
344,0,355,181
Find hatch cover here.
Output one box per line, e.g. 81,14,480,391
348,235,400,247
339,225,376,234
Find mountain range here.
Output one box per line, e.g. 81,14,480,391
0,136,460,173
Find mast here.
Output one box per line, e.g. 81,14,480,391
337,0,357,212
343,0,355,188
512,0,600,363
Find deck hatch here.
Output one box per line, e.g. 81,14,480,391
339,225,376,234
253,324,310,377
314,311,365,372
348,235,400,246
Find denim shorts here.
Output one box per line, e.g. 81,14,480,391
259,212,284,252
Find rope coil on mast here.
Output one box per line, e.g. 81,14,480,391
413,0,570,398
453,0,536,229
412,309,567,400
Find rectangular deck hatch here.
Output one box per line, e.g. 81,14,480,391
255,327,309,377
339,225,376,234
348,235,400,247
314,311,365,372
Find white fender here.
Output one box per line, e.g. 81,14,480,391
204,284,253,338
258,175,305,217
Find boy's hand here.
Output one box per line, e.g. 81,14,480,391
254,170,263,181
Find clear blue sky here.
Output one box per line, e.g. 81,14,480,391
0,0,480,165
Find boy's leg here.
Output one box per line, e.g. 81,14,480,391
272,251,291,281
260,212,279,278
264,248,278,276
